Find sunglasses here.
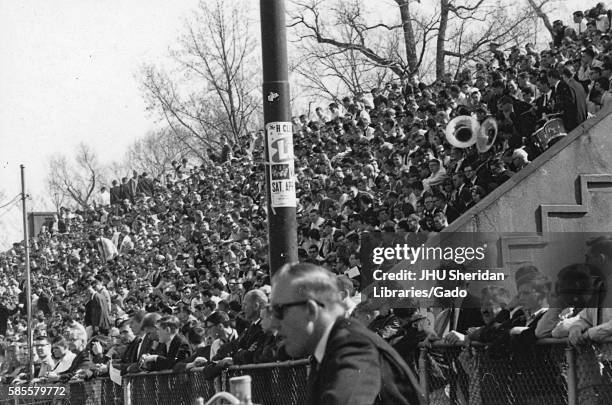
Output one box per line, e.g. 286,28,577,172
268,299,325,320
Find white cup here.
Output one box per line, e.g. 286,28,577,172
229,375,252,405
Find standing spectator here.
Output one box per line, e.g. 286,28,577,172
95,186,111,208
548,68,588,132
84,278,112,338
109,180,122,206
0,299,20,336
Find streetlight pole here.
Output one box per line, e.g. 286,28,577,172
260,0,298,274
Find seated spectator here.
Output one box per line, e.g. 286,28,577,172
467,286,512,342
337,275,358,317
173,326,210,372
47,336,77,377
557,236,612,344
509,272,551,342
368,301,401,341
140,315,191,371
124,312,161,374
0,343,26,383
32,335,55,380
212,289,267,365
389,307,431,364
253,306,290,363
536,263,603,338
437,262,485,345
55,332,93,382
108,318,135,361
205,311,238,360
352,300,380,328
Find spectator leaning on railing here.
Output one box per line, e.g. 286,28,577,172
139,315,190,372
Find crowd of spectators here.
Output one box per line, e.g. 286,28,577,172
0,4,611,403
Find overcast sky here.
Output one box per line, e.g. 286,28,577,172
0,0,593,249
0,0,200,247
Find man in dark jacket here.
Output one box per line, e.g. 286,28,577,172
212,289,267,365
561,68,588,131
119,177,131,203
0,300,20,336
109,180,122,206
84,278,111,338
121,312,161,375
136,172,155,196
548,68,588,132
270,263,423,405
172,326,210,372
140,315,191,371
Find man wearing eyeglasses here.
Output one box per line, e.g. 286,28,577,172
270,263,422,405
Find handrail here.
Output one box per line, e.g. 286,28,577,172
226,359,310,371
120,358,310,378
418,337,612,348
1,349,611,405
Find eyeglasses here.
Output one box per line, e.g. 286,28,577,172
269,300,325,320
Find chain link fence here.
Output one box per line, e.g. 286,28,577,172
223,360,309,405
1,342,611,405
123,369,215,405
418,339,612,405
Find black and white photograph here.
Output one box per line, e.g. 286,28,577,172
1,0,612,404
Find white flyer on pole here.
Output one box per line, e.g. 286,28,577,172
266,122,296,208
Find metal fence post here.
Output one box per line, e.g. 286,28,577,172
419,346,429,405
565,345,577,405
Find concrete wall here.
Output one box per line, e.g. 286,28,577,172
447,105,612,235
384,107,612,297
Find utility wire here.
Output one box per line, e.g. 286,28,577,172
0,193,21,210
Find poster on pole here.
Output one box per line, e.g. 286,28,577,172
266,122,296,208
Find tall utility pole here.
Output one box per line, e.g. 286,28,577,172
260,0,298,274
20,165,34,378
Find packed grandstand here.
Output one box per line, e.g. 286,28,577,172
2,3,612,404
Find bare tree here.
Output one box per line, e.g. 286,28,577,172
290,0,537,86
437,0,535,79
290,32,393,100
124,127,195,179
289,0,432,78
142,0,260,157
46,143,105,209
526,0,566,41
